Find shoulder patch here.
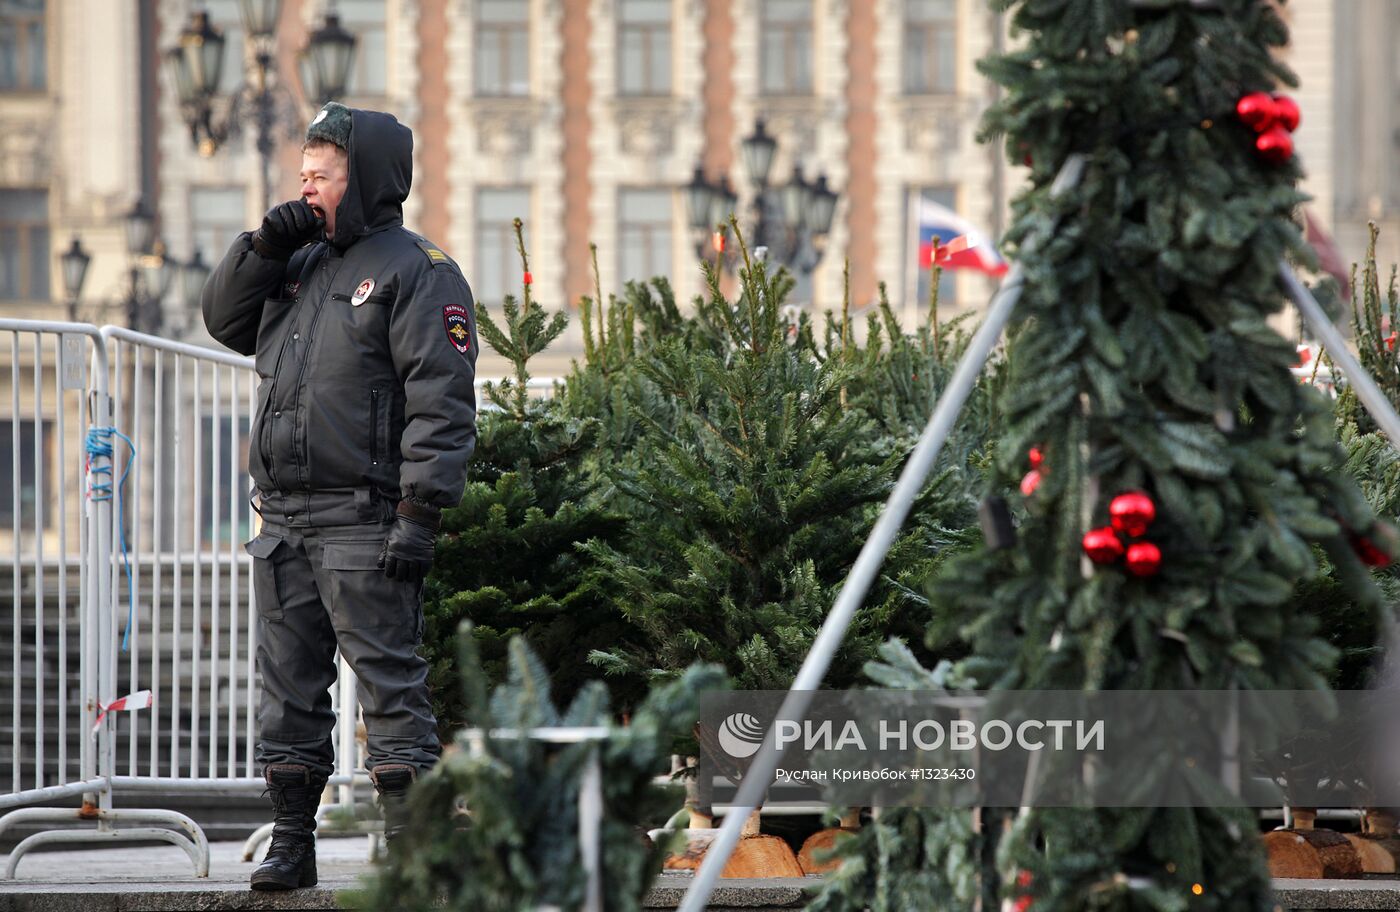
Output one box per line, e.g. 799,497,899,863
443,303,471,354
415,238,451,266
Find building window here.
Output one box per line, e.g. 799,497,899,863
0,419,52,529
339,0,387,97
760,0,812,96
0,0,46,91
0,189,49,302
189,187,247,263
476,188,531,305
903,0,955,95
618,189,672,285
618,0,670,96
909,186,957,309
476,0,529,97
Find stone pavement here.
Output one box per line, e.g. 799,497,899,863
2,840,1395,911
0,838,813,910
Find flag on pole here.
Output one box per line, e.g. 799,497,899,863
1304,209,1350,302
916,198,1008,276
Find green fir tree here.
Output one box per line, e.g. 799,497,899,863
585,227,982,690
421,220,641,731
351,625,726,911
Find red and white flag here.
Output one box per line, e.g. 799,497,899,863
916,199,1008,277
1304,209,1350,302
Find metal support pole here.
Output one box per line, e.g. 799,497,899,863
1280,263,1400,452
579,745,604,912
677,155,1087,912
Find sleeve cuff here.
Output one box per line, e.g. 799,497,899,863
396,498,442,531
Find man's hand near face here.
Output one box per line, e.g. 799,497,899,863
253,199,324,260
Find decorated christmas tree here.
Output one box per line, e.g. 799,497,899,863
818,1,1388,909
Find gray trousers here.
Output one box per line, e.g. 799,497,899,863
245,518,440,777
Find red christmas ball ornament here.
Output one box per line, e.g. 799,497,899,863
1125,541,1163,577
1108,491,1156,538
1082,526,1125,564
1027,446,1044,469
1271,94,1300,132
1013,897,1033,912
1349,531,1393,568
522,271,533,286
1255,125,1294,165
1016,869,1033,888
1020,469,1041,496
1235,92,1277,131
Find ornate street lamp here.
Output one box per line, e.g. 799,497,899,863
300,12,358,106
709,176,738,231
685,166,715,232
683,120,841,290
59,237,91,322
239,0,282,39
740,119,778,189
182,248,211,312
166,1,345,210
781,165,809,231
137,240,173,303
124,200,156,257
165,11,228,157
60,237,91,302
806,174,839,237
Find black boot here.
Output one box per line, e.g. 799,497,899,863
251,763,327,890
370,763,416,848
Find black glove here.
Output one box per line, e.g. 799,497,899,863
378,503,440,584
252,199,324,260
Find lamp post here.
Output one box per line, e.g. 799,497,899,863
59,202,208,333
683,119,840,292
166,2,357,210
300,13,357,107
59,237,91,323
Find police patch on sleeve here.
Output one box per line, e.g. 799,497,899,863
443,303,471,354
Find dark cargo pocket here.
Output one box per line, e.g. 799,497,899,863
245,531,287,621
322,539,416,638
322,540,384,570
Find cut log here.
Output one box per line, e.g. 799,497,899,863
798,827,857,875
1263,828,1363,879
1343,834,1400,874
662,829,805,878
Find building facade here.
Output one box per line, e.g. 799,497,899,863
2,0,1395,373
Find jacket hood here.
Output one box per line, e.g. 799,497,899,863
331,108,413,249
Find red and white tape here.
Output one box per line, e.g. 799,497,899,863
93,689,153,733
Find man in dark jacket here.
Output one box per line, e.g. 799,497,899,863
202,103,477,890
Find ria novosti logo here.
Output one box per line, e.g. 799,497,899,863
717,712,766,759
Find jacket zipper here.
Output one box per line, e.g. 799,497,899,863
288,261,335,488
369,389,380,464
261,246,325,492
261,327,294,490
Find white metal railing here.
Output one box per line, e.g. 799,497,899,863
0,318,556,878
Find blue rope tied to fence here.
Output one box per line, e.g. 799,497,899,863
85,426,138,652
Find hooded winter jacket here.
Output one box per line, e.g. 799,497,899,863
201,108,478,526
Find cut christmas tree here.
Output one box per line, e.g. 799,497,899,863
585,231,987,692
422,219,642,730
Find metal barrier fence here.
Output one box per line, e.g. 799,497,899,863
0,318,559,878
